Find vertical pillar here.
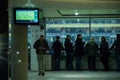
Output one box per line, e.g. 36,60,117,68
11,25,28,80
89,17,91,38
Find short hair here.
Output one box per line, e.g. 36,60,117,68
40,35,44,38
66,35,70,38
56,36,60,39
101,36,106,41
77,34,82,38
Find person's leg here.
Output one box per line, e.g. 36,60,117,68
66,53,73,70
100,56,105,71
88,56,92,71
37,54,45,76
115,55,120,72
69,53,73,70
53,55,58,70
103,57,110,71
92,56,96,71
37,54,41,75
57,56,61,70
76,57,81,71
117,57,120,72
40,55,45,76
66,54,69,70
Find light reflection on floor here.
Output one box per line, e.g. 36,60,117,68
28,71,120,80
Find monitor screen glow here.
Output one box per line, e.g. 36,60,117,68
14,8,40,25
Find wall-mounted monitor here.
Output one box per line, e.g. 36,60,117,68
13,7,41,25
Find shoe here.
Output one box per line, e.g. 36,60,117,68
41,72,45,76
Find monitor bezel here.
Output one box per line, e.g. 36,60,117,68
13,7,41,25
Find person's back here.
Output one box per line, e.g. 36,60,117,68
85,40,98,56
64,37,73,53
53,40,62,55
85,37,98,71
110,34,120,71
75,35,85,57
100,38,109,57
114,40,120,54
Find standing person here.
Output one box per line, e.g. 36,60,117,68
85,37,98,71
33,35,49,76
74,34,85,71
64,35,74,70
52,36,64,70
110,34,120,72
100,36,110,71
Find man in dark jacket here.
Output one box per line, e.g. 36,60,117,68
100,36,110,71
110,34,120,72
52,36,64,70
74,34,85,71
33,35,49,76
64,35,74,70
85,37,98,71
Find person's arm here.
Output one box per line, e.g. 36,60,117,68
96,43,100,55
45,41,49,50
84,43,88,53
96,44,99,50
52,42,54,49
61,43,64,50
110,41,116,50
33,41,38,49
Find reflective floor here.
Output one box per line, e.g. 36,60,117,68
28,71,120,80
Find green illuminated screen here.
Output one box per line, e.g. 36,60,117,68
16,11,34,20
14,8,40,25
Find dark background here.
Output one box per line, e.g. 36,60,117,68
0,0,8,80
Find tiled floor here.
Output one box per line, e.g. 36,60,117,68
28,71,120,80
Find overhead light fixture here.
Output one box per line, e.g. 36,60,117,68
75,12,79,16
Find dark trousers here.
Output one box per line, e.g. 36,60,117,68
66,52,73,70
53,55,61,70
100,56,110,71
115,54,120,72
75,57,82,71
88,56,96,71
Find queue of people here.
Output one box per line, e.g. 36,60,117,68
33,34,120,76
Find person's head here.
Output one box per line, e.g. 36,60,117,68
101,36,106,42
40,35,44,41
90,37,95,42
56,36,60,40
66,35,71,40
77,34,82,39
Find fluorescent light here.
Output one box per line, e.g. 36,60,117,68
75,12,79,15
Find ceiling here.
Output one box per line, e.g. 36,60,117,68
9,0,120,17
